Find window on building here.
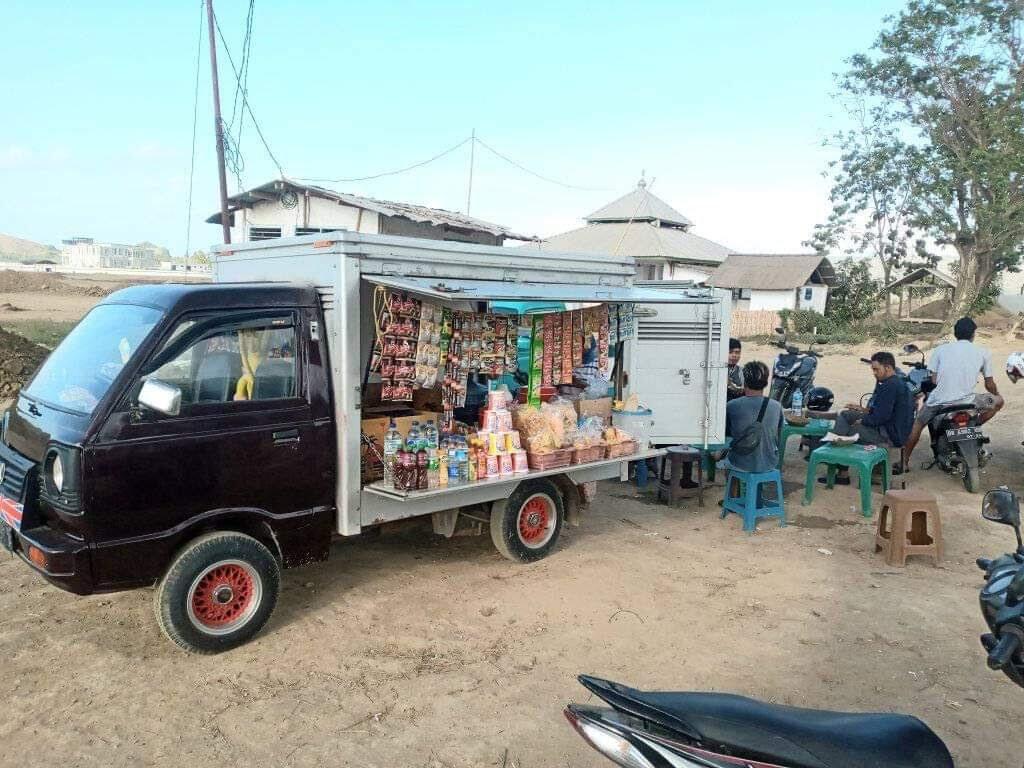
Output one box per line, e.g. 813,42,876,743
295,227,345,237
803,287,813,302
250,227,282,241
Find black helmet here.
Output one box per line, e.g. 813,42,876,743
806,386,834,412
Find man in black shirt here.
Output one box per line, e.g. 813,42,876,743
825,351,913,484
726,338,744,401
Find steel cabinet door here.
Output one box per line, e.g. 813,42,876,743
626,299,728,445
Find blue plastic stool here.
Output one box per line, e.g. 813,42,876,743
720,468,786,533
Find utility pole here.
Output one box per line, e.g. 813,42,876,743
466,128,475,215
206,0,231,244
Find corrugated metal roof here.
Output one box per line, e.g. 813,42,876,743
531,221,733,265
882,267,956,292
709,254,835,289
206,179,534,241
584,181,693,227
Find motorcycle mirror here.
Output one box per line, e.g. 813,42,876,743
774,326,785,335
903,343,920,354
983,488,1023,550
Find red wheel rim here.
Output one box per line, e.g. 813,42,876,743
518,494,555,547
189,562,256,630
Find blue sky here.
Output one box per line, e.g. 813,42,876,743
0,0,906,255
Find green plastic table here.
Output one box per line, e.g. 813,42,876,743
802,443,890,517
686,439,731,484
778,418,834,469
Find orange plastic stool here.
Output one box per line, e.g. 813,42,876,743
875,488,942,566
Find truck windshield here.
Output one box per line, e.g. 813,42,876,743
25,303,163,414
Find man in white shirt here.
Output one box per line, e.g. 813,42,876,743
902,317,1003,466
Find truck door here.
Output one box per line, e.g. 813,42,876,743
627,299,728,446
88,309,333,588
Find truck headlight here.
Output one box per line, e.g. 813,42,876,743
51,453,64,494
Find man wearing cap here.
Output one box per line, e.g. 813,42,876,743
902,317,1004,467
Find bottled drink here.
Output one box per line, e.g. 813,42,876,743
382,418,403,486
447,447,461,486
407,421,422,451
427,449,440,489
416,448,428,490
397,449,416,491
424,419,438,450
438,450,449,487
791,389,804,415
457,449,470,484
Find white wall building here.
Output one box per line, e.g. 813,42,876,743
206,179,532,246
709,254,835,313
61,237,161,269
528,177,735,281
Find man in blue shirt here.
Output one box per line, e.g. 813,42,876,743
825,351,913,485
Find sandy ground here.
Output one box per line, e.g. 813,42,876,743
2,328,1024,766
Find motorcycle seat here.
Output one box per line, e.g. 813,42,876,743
578,676,953,768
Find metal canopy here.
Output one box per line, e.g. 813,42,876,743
361,275,695,304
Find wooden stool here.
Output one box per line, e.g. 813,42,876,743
658,446,704,507
875,489,942,566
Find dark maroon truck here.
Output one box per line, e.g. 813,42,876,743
0,233,720,654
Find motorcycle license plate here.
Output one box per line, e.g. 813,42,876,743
946,426,980,442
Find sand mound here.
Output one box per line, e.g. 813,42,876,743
0,325,48,396
0,270,117,297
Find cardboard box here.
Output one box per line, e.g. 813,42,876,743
576,397,613,424
360,409,442,482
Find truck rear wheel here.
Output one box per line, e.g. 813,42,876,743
490,478,564,563
155,531,280,654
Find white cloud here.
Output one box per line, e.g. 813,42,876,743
0,144,33,169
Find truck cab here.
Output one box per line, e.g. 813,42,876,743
1,283,335,652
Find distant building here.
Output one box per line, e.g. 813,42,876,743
529,178,735,281
61,237,160,269
709,254,835,313
206,179,533,246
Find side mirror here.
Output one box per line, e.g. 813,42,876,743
138,379,182,417
774,326,785,335
903,343,920,354
983,487,1023,550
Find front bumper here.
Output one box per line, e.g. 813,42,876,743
9,523,94,595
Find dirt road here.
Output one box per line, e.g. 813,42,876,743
1,337,1023,767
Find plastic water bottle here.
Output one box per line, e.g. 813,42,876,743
447,447,461,486
424,419,438,449
407,421,422,451
791,389,804,415
383,418,402,486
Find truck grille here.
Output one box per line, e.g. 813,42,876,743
0,442,36,503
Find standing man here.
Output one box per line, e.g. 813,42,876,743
824,352,913,484
903,317,1004,464
726,338,744,401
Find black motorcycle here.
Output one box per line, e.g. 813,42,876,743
920,393,989,493
565,488,1024,768
769,327,823,409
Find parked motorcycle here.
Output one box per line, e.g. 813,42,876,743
921,395,990,493
565,488,1024,768
899,343,931,403
769,327,823,409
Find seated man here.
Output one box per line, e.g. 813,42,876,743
825,351,912,485
726,338,744,402
903,317,1004,465
725,360,784,473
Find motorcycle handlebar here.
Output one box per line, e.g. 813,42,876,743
987,631,1022,670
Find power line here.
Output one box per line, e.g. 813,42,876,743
212,8,285,178
473,136,612,192
295,136,474,184
184,0,205,261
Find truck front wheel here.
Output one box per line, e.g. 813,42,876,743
490,478,564,563
155,531,280,654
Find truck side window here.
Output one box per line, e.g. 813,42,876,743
144,320,297,407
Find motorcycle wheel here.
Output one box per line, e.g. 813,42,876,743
770,380,790,408
964,466,981,493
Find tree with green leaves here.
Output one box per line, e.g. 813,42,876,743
809,103,923,316
190,250,210,266
825,257,881,325
830,0,1024,331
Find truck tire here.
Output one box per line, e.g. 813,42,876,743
490,478,564,563
154,531,280,654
